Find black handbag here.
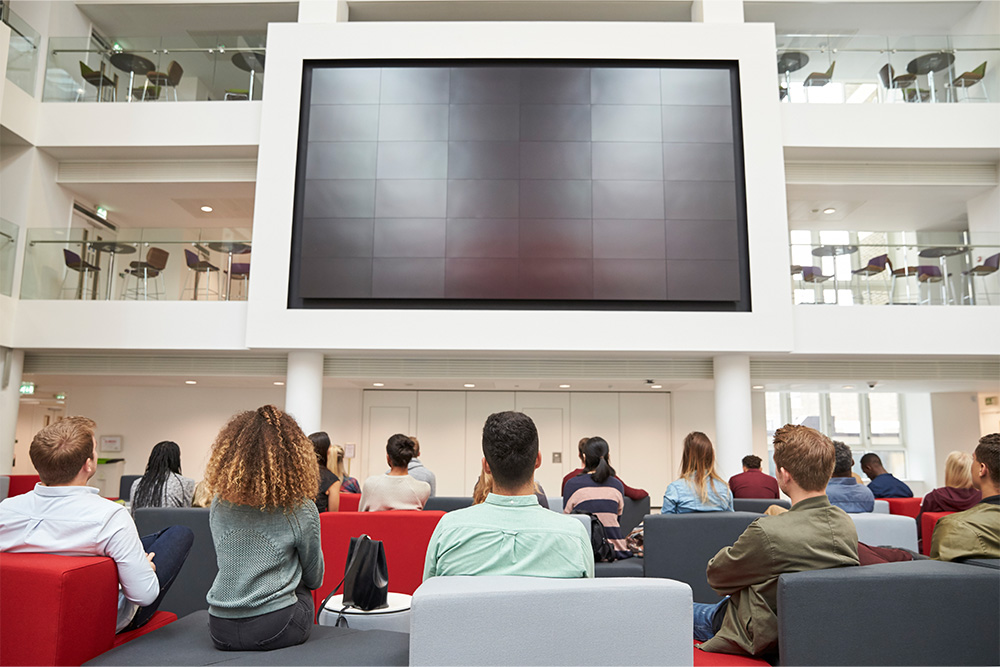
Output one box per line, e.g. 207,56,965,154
316,534,389,626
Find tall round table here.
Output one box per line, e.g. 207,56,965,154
811,245,858,304
89,241,136,299
231,52,265,101
109,52,156,102
208,241,251,300
777,51,809,97
906,52,955,104
917,245,967,304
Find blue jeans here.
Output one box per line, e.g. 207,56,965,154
693,597,729,642
124,525,194,631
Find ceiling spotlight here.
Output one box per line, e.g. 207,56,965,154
464,383,476,388
752,385,764,390
373,382,385,387
200,205,214,213
273,381,285,386
842,385,854,389
185,380,197,385
559,384,571,388
651,384,662,389
822,207,836,215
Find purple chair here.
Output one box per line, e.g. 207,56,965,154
229,262,250,300
798,266,835,304
182,249,221,300
851,254,891,304
61,248,101,299
963,253,999,304
917,265,945,304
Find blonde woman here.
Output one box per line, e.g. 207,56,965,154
473,469,549,509
204,405,324,651
330,443,361,494
917,451,982,542
661,431,734,513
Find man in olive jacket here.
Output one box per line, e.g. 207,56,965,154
695,425,860,658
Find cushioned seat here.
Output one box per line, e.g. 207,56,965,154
423,496,474,512
882,497,921,518
595,557,645,577
621,494,651,533
410,576,693,666
778,560,999,665
5,474,40,497
848,513,917,551
132,508,215,619
84,610,409,666
339,492,361,511
920,510,954,555
872,499,890,514
733,498,790,513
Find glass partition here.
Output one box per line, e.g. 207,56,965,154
2,3,40,96
44,34,265,102
21,227,252,301
789,230,999,306
0,218,18,296
776,34,999,104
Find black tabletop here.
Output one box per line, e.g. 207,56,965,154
208,241,251,254
231,52,265,73
89,241,136,254
812,244,859,257
918,246,968,259
907,52,955,75
777,51,810,74
109,52,156,75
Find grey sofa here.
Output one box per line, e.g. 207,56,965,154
733,497,790,513
778,560,1000,665
423,496,474,512
133,508,215,619
620,494,651,533
119,474,143,501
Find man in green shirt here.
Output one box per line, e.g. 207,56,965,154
931,433,1000,562
695,425,860,659
423,411,594,580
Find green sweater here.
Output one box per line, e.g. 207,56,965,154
207,499,324,619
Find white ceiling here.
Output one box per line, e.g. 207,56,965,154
77,2,299,38
744,1,982,34
61,181,256,228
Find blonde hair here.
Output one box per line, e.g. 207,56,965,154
680,431,729,503
330,443,349,480
204,405,318,510
473,469,493,505
944,451,974,489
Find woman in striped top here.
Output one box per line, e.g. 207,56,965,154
563,437,632,560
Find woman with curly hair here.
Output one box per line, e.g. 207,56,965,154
204,405,324,651
130,441,195,513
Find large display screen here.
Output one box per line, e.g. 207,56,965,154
289,60,749,311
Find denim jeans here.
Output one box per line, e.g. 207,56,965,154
209,585,314,652
693,597,729,642
123,525,194,631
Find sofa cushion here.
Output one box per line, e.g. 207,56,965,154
882,497,922,518
132,508,214,619
621,495,651,534
339,493,361,512
594,558,644,577
920,510,954,555
423,496,473,512
5,474,40,498
848,513,917,552
733,498,790,514
777,560,999,665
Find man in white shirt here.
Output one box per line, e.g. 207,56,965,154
0,416,193,631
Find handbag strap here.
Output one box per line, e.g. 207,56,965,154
315,534,370,624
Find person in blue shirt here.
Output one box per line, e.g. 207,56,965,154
661,432,734,513
825,441,874,513
860,453,914,498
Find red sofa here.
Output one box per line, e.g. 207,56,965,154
921,510,956,556
338,492,361,512
883,497,922,518
4,474,41,498
314,510,445,609
0,553,175,666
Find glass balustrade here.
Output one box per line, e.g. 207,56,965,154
2,3,40,96
21,227,252,301
0,218,19,297
44,34,265,102
789,230,1000,306
776,34,999,104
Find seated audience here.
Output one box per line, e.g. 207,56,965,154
662,432,734,513
564,436,632,560
860,453,913,498
474,469,548,509
930,434,1000,562
130,440,196,513
331,443,361,494
424,411,592,579
695,425,859,659
562,437,648,500
191,479,212,508
361,434,431,511
204,406,323,651
0,417,193,632
307,431,341,512
917,450,981,542
407,437,437,497
728,454,779,499
825,441,874,513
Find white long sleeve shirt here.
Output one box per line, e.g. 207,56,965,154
0,484,159,631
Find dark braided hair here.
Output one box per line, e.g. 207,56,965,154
133,441,182,510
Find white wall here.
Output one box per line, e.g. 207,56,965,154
979,391,1000,435
903,392,936,489
930,391,983,489
12,401,63,474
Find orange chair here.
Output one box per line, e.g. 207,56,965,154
883,497,922,519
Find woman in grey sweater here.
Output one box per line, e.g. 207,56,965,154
203,405,324,651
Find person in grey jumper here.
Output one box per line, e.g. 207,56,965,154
204,406,324,651
386,436,437,497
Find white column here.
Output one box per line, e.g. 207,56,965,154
285,351,324,434
713,354,753,479
691,0,745,23
0,348,25,474
298,0,349,22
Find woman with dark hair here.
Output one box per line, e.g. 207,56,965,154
661,431,733,513
358,434,431,511
130,441,195,513
204,405,323,652
307,431,342,512
563,437,631,559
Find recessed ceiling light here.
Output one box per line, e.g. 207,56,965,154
822,207,836,214
185,380,197,385
651,384,662,389
842,385,854,389
273,381,285,386
752,385,764,390
372,382,385,387
559,384,571,388
464,383,475,388
200,205,214,213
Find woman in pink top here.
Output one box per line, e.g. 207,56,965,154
359,434,431,511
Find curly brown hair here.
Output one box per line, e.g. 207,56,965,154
204,405,319,510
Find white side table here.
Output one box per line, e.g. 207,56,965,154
317,592,411,634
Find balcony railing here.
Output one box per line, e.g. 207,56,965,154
790,237,999,306
777,34,999,104
21,227,251,301
0,218,18,297
44,34,265,103
2,2,39,96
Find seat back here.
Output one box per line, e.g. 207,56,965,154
733,497,791,513
119,473,143,501
867,253,890,270
621,494,651,533
984,252,1000,270
166,61,183,85
918,264,942,281
79,61,97,78
5,474,40,497
183,248,200,268
643,512,759,603
877,63,894,88
315,510,444,607
410,576,693,666
778,560,999,665
921,510,955,555
883,496,922,518
0,476,8,501
132,507,215,618
423,496,473,512
63,248,83,268
0,553,118,666
848,513,917,551
338,492,360,511
146,247,169,271
872,499,890,514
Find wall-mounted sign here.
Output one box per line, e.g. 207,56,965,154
19,382,34,395
344,443,356,459
986,396,998,406
99,435,123,452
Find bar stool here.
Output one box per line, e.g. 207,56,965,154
890,265,919,304
801,266,834,303
228,262,250,300
851,254,890,305
962,253,999,304
60,248,101,299
121,247,169,300
917,265,946,304
182,249,222,300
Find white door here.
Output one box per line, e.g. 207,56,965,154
515,392,570,499
361,391,417,481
